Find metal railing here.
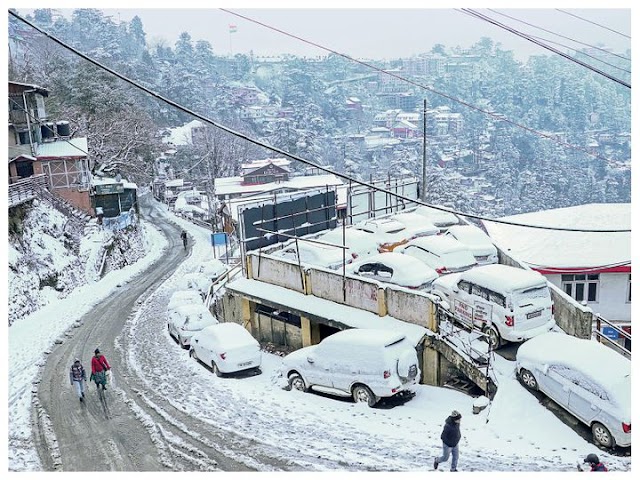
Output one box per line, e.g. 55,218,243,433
8,174,48,207
593,315,631,358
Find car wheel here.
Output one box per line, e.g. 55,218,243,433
211,361,221,377
592,422,615,448
483,325,502,350
519,368,539,391
352,384,377,407
288,373,307,392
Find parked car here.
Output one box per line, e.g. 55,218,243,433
281,328,420,407
346,252,438,290
414,205,459,229
391,212,439,238
397,235,477,275
168,304,218,349
516,332,631,448
181,273,212,298
190,322,262,376
431,264,556,349
273,240,354,270
354,217,435,252
196,258,228,282
444,225,498,265
317,228,379,260
167,290,203,313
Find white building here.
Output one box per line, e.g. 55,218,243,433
482,204,631,323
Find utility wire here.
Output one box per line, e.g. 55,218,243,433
555,8,631,39
221,8,619,165
487,8,631,62
460,9,630,89
8,10,630,233
527,34,630,74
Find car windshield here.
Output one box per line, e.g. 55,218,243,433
513,285,549,305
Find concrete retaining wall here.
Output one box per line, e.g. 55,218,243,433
308,268,380,314
247,253,306,293
385,286,432,328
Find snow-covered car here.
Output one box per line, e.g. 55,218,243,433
391,212,440,238
168,304,218,349
353,217,421,252
316,228,379,260
346,252,438,290
397,235,477,275
516,332,631,448
167,290,203,322
196,258,228,282
281,328,420,407
190,322,262,376
272,240,355,270
413,205,459,229
432,264,556,349
444,225,498,265
181,272,212,298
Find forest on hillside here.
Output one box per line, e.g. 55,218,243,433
9,8,631,216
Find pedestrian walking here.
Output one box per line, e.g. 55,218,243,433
434,410,462,472
69,358,87,402
180,230,188,250
90,348,111,391
578,453,608,472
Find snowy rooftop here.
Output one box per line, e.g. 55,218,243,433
226,277,428,345
213,173,343,196
162,120,203,146
92,176,137,190
482,203,631,269
240,158,291,170
36,138,88,158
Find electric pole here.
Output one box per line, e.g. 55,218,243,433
421,99,427,201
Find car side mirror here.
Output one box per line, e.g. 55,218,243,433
307,356,315,364
452,287,459,293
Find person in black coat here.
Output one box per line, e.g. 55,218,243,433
434,410,462,472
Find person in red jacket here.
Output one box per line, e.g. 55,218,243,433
578,454,608,472
90,348,111,391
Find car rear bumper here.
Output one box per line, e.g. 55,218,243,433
502,318,556,342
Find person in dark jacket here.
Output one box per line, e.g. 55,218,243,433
578,453,608,472
434,410,462,472
69,358,87,402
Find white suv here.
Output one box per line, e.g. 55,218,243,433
281,329,420,407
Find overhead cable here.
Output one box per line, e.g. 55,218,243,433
487,8,631,62
8,10,630,233
460,9,630,88
220,8,620,165
555,8,631,39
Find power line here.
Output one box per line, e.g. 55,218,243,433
487,8,631,62
8,10,630,234
555,8,631,39
460,9,630,89
526,34,630,74
220,8,619,165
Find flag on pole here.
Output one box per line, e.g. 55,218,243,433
229,24,237,34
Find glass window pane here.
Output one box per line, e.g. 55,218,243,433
575,275,586,281
588,274,599,280
588,283,597,302
564,283,573,296
575,283,585,301
561,275,573,281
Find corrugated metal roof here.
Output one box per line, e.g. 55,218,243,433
36,138,88,158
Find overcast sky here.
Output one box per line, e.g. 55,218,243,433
15,1,632,62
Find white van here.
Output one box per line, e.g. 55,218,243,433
281,329,420,407
432,264,556,349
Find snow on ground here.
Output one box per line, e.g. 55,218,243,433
6,200,633,473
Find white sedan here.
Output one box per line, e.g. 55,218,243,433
190,322,262,376
346,252,438,290
196,258,228,282
444,225,498,265
414,205,459,228
168,304,218,349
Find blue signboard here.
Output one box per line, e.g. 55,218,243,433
211,232,227,246
602,326,619,340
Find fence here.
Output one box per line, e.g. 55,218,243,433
8,174,48,207
102,211,137,231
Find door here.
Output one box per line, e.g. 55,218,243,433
566,373,604,424
539,365,571,409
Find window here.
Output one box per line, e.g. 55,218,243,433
457,280,471,293
561,274,599,303
471,283,489,300
488,290,506,308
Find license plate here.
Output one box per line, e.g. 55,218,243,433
526,310,542,319
238,361,253,367
476,255,488,261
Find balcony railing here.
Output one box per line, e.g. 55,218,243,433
8,174,48,208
